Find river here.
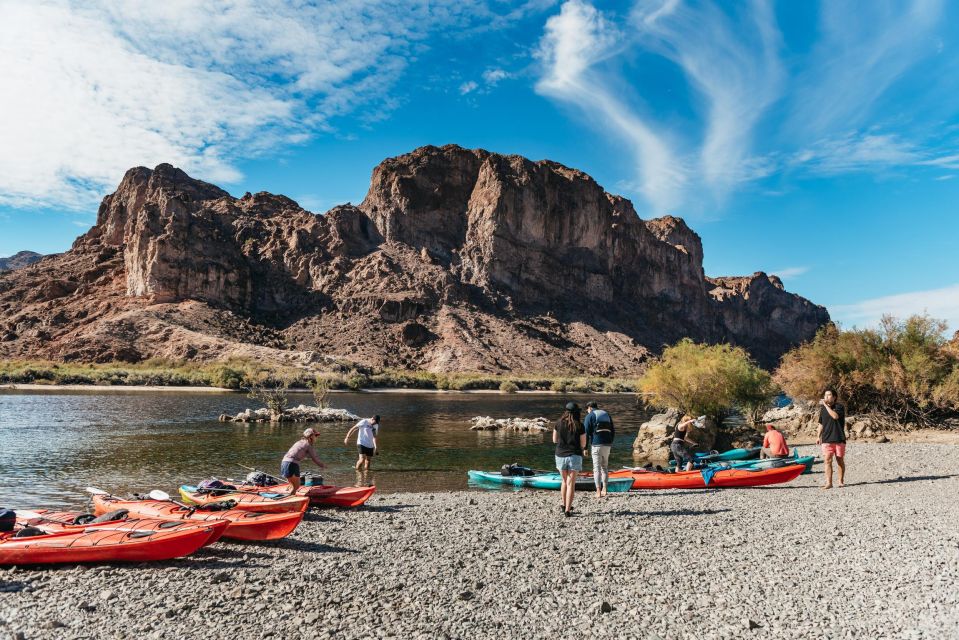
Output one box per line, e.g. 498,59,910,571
0,389,648,509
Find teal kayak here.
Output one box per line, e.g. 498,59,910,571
696,447,762,461
467,470,633,493
730,455,815,473
670,446,762,466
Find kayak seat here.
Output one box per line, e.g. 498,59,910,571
71,513,97,525
198,500,237,511
14,526,47,538
89,509,129,524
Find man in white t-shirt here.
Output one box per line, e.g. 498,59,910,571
344,415,380,471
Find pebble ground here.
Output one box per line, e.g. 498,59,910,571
2,443,957,639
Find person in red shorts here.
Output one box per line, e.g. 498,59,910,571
816,388,847,489
760,424,790,458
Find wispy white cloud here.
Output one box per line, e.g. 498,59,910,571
0,0,517,210
769,266,809,279
482,68,511,85
789,0,944,137
631,0,783,196
830,283,959,331
535,0,686,213
459,81,480,95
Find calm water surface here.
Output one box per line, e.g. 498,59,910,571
0,390,648,509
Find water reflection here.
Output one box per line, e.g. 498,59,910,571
0,389,647,509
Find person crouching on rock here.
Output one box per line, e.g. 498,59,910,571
671,416,698,472
553,402,586,517
345,415,380,471
281,428,326,496
761,424,790,459
583,400,615,498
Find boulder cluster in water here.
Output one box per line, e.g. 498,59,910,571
220,405,360,423
469,416,550,432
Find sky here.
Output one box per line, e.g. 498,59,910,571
1,0,957,331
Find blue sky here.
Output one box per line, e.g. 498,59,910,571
1,0,957,330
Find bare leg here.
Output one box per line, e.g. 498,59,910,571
836,456,845,486
822,453,834,489
563,471,576,513
355,456,363,471
287,475,301,497
363,455,372,471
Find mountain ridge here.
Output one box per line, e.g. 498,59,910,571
0,144,829,373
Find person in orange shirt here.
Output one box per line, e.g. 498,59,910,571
760,424,790,459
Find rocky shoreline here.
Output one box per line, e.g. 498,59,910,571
2,443,957,639
219,405,360,423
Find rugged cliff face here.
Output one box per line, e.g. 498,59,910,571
0,145,829,372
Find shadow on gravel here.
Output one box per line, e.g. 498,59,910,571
0,581,30,593
263,539,358,554
607,508,732,517
849,473,958,486
360,504,417,513
304,512,345,523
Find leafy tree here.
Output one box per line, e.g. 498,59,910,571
775,315,959,426
639,339,777,421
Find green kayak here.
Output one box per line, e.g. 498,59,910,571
467,470,633,493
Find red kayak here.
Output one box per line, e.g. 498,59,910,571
0,523,215,565
92,495,303,542
16,509,228,545
233,481,376,508
610,463,806,490
178,485,309,513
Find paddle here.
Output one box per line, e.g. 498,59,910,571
147,489,198,510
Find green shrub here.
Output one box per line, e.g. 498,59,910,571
775,315,959,425
346,372,370,391
639,339,777,420
499,380,519,393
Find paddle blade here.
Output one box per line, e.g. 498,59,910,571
148,489,171,501
85,486,109,495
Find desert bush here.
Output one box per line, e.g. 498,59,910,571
499,380,519,393
346,372,370,391
310,376,331,408
775,315,959,426
639,339,777,421
246,370,294,420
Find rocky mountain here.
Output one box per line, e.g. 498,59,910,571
0,145,829,373
0,251,44,272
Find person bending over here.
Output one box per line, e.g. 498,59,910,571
281,428,326,496
671,416,699,472
345,415,380,471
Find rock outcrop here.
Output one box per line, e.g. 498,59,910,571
0,251,44,272
0,145,830,373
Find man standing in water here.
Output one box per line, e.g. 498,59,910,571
344,415,380,471
583,401,615,497
817,389,847,489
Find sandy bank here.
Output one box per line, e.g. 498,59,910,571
2,443,957,639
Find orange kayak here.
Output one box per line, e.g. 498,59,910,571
178,485,309,513
16,509,228,545
0,522,215,565
610,463,806,490
92,495,303,542
234,482,376,508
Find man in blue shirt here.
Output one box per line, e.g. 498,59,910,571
583,401,615,497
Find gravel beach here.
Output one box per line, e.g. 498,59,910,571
2,442,957,639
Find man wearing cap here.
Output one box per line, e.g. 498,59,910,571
761,424,790,459
583,401,615,497
281,428,326,496
345,415,381,471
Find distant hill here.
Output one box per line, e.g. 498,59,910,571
0,251,43,272
0,145,829,371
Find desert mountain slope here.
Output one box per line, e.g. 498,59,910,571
0,145,829,373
